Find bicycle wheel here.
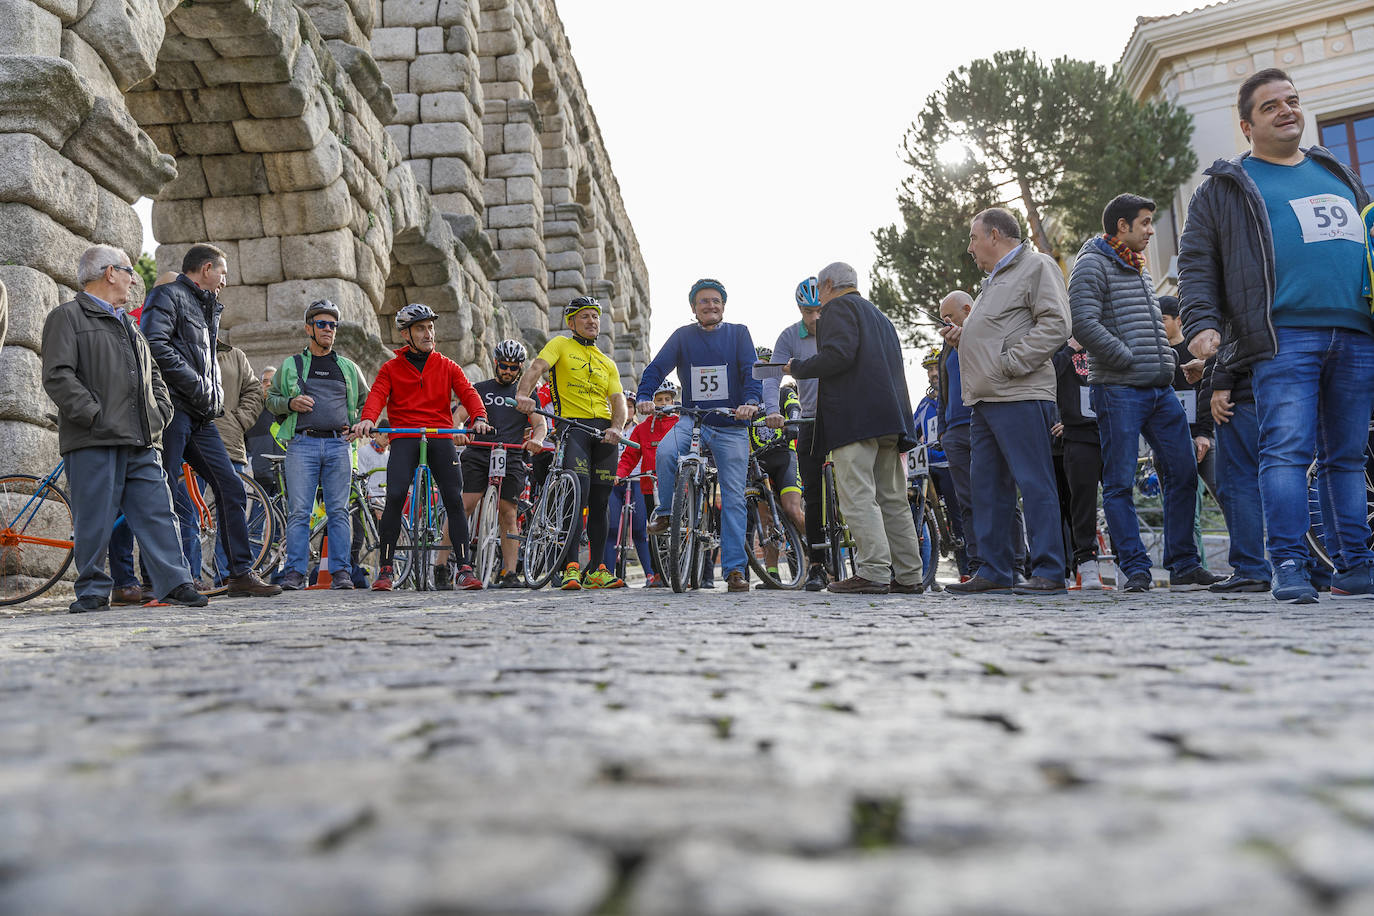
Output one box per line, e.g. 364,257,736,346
410,468,434,591
745,496,805,589
1305,452,1374,571
0,475,75,605
473,485,502,586
668,470,700,593
522,470,580,589
821,464,849,582
183,470,274,596
614,496,633,581
917,501,940,590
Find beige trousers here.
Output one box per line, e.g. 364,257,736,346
831,434,924,585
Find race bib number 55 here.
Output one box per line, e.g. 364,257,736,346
692,365,728,402
1290,194,1364,244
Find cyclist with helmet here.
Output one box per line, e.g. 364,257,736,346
912,346,968,577
353,303,491,590
614,378,680,586
637,278,761,593
763,277,829,590
458,339,547,588
749,359,807,586
514,296,630,590
267,299,371,590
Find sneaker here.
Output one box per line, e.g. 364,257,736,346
560,563,583,590
226,571,282,598
280,569,308,591
946,575,1012,595
583,565,625,589
1272,559,1318,604
804,564,827,592
1014,575,1068,595
372,566,394,591
434,564,453,591
162,583,209,607
726,571,750,593
1171,567,1222,590
827,575,889,594
68,595,109,614
330,575,355,590
644,574,665,588
1122,573,1152,592
495,571,524,588
646,515,670,536
1209,574,1269,594
454,565,483,590
1077,560,1103,590
1330,562,1374,600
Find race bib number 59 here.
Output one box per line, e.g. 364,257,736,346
1290,194,1364,244
692,365,728,402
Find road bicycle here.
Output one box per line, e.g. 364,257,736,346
611,471,655,583
744,423,809,590
463,440,528,586
373,426,469,591
176,463,275,595
0,462,75,605
518,406,639,589
903,444,943,591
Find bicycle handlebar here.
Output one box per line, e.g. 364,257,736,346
520,405,641,450
372,427,473,435
462,440,529,450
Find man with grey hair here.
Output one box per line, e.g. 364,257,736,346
41,244,207,613
786,262,924,594
947,208,1071,595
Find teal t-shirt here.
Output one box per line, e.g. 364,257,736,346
1243,155,1371,334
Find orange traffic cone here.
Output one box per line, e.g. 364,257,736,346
307,534,333,589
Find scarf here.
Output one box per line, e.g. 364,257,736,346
1103,233,1145,273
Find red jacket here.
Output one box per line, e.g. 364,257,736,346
616,414,675,494
362,348,485,437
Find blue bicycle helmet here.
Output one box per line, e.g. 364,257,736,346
795,277,820,308
688,278,727,306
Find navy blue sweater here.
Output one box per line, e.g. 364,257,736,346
636,322,761,427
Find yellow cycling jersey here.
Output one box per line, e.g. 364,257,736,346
538,334,623,421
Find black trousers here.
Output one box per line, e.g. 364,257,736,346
796,423,826,564
379,437,468,568
1060,438,1103,569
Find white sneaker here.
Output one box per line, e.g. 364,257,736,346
1078,560,1103,590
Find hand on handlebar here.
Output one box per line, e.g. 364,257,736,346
472,418,493,436
603,427,623,445
636,400,654,416
523,437,546,454
734,404,759,421
352,419,375,438
764,412,784,429
514,395,536,414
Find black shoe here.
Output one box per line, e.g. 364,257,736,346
68,595,109,614
946,575,1012,594
330,576,355,590
1208,574,1268,594
494,571,524,588
804,564,827,592
1123,573,1152,592
1013,575,1067,595
1171,566,1222,589
434,565,453,591
162,583,209,607
280,569,307,591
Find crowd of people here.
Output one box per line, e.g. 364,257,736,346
36,66,1374,611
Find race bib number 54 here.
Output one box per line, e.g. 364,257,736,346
692,365,728,402
1290,194,1364,244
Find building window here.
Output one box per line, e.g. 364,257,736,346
1320,111,1374,197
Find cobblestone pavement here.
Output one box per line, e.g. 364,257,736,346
2,584,1373,915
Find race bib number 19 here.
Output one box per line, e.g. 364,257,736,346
488,446,506,479
692,365,728,402
1290,194,1364,244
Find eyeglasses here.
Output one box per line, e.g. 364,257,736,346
495,361,522,372
107,264,135,277
312,320,338,329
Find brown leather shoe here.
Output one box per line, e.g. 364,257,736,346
889,580,923,595
225,571,283,597
946,575,1012,594
646,514,670,536
828,575,890,594
726,571,749,592
111,585,145,606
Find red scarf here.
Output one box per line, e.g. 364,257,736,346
1104,233,1146,273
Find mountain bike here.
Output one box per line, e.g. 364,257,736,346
373,427,468,591
656,405,738,593
819,455,857,584
0,463,75,605
903,444,942,591
744,422,809,589
463,440,528,586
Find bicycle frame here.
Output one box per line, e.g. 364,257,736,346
2,460,74,553
374,427,471,589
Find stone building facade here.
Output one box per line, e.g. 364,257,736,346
1119,0,1374,292
0,0,649,477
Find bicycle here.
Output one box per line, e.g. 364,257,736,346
611,471,655,583
653,405,739,594
518,406,640,589
903,444,942,591
0,463,75,605
462,440,529,586
373,426,470,591
819,454,858,585
744,422,809,589
175,462,275,596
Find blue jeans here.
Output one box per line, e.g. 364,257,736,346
604,482,654,575
162,410,254,577
1091,384,1201,579
652,419,749,576
1213,401,1271,581
1251,327,1374,571
284,435,353,578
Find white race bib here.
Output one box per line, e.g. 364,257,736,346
1289,194,1364,244
488,445,506,479
692,364,728,402
906,446,928,479
1176,389,1197,423
1080,387,1096,419
925,416,939,446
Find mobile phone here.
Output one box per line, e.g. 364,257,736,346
941,318,953,327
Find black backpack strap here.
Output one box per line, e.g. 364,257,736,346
294,353,306,396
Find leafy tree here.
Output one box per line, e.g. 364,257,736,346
133,252,157,292
871,49,1196,340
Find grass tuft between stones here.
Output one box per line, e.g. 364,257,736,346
851,795,904,849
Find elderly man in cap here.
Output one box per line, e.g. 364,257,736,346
40,245,207,613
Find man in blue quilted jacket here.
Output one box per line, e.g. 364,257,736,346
1069,194,1219,594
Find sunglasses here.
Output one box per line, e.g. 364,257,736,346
495,361,522,372
107,264,135,277
311,320,338,329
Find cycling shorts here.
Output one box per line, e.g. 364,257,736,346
560,420,618,487
758,447,802,499
461,447,530,502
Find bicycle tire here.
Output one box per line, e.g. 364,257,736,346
410,467,434,591
180,470,274,596
1305,452,1374,571
522,470,580,589
0,474,75,606
745,495,805,589
821,464,848,582
473,485,502,586
668,470,700,593
614,496,633,581
918,501,940,590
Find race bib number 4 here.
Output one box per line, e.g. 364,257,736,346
692,365,728,402
1289,194,1364,244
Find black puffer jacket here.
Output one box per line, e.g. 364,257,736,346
1069,237,1175,387
1177,147,1370,371
140,274,225,421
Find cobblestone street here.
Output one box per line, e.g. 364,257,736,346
2,586,1373,915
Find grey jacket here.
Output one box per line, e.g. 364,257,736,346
1068,237,1176,387
41,292,173,455
960,244,1071,405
